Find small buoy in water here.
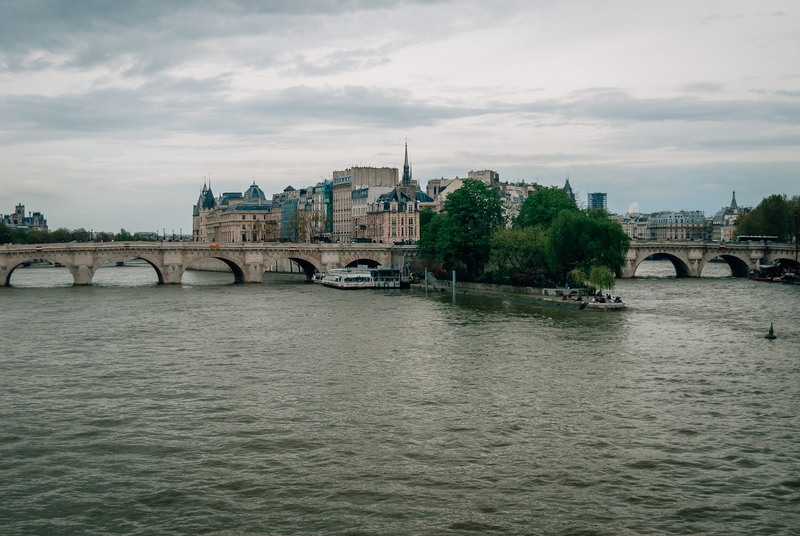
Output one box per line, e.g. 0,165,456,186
765,322,777,340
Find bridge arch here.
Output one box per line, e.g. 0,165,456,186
631,252,691,278
699,253,750,278
3,256,74,287
182,254,247,284
93,253,166,284
263,254,323,279
345,258,381,269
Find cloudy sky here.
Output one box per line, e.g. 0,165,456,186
1,0,798,232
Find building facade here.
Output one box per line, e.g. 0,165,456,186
648,210,710,241
588,192,608,211
331,166,398,243
2,204,48,231
711,191,743,242
193,182,278,243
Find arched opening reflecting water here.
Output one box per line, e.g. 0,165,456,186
634,256,684,278
263,257,319,281
182,258,237,285
701,256,734,278
7,260,73,287
346,258,380,269
93,258,160,286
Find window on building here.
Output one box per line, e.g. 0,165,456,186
242,215,246,220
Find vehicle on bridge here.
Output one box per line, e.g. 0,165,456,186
736,235,779,243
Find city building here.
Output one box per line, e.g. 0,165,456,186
192,182,277,243
648,210,709,241
468,169,500,189
500,181,537,224
364,186,432,244
615,213,650,241
2,203,48,231
711,191,743,242
331,166,398,242
352,186,394,242
312,181,333,239
423,177,464,212
588,192,608,211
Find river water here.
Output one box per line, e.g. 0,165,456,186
1,261,799,534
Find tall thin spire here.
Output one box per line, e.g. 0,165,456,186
730,190,738,209
402,139,411,185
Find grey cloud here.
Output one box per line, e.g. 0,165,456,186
0,0,446,73
697,13,745,25
517,89,800,125
678,82,725,94
285,44,400,77
3,81,800,147
0,80,489,143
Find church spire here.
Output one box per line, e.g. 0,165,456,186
402,139,411,185
730,190,738,209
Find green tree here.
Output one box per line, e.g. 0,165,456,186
51,228,72,242
567,268,586,286
417,212,446,261
736,194,794,241
515,186,579,229
546,210,630,277
490,226,548,275
589,265,616,291
419,179,505,279
0,223,13,244
94,231,115,242
115,228,133,241
73,228,90,242
419,207,436,231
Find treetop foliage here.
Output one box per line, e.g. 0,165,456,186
419,180,630,284
417,179,505,279
736,194,798,242
515,186,579,229
0,224,155,245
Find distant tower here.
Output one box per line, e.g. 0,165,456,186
563,175,575,203
588,192,608,210
402,140,411,186
730,191,738,210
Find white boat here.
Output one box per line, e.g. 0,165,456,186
311,272,325,283
321,269,375,289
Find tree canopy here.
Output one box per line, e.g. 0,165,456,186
0,223,155,245
545,209,630,277
490,226,547,276
515,186,579,229
417,179,505,279
420,181,629,285
736,194,798,242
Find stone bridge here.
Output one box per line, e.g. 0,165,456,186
1,242,418,286
622,241,798,278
